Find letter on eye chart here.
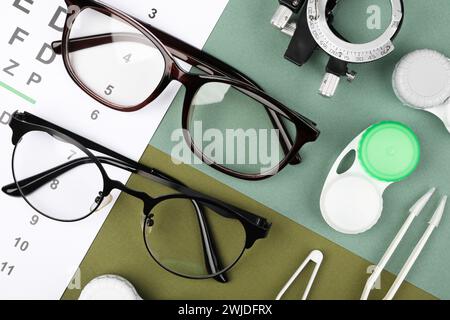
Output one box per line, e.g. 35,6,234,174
27,72,42,86
9,27,29,45
48,6,67,32
0,112,12,125
3,59,20,76
36,43,56,65
13,0,34,14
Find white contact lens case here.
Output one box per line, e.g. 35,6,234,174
320,133,390,234
79,275,143,300
320,122,420,235
393,49,450,132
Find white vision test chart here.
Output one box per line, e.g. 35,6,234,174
0,0,229,299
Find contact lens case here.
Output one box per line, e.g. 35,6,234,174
393,49,450,132
320,122,421,234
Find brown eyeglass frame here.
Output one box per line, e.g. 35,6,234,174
52,0,320,180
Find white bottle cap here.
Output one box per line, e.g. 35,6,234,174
393,49,450,109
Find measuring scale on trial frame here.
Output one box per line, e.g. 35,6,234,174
270,0,404,97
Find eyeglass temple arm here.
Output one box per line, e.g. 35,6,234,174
2,153,269,234
1,153,270,249
7,112,271,233
191,199,228,282
1,158,98,197
51,30,302,165
1,154,153,197
2,147,271,250
1,153,270,250
51,32,256,86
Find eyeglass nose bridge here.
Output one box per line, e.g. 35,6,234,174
106,179,156,215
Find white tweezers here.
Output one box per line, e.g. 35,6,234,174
361,188,447,300
276,250,324,300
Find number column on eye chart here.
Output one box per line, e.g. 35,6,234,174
0,0,230,299
0,209,41,284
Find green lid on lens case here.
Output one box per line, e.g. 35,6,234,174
358,121,420,182
320,122,420,234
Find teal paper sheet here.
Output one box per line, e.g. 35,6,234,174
150,0,450,299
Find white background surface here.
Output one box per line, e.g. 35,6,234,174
0,0,228,299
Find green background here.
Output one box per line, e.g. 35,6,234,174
150,0,450,299
65,0,450,299
63,147,434,300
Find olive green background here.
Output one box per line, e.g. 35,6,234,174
63,147,434,300
65,0,450,300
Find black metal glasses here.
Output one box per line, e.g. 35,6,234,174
2,111,271,281
51,0,320,180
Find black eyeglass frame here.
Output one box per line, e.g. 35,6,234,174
2,111,272,281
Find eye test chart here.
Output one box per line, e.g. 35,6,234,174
0,0,228,299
